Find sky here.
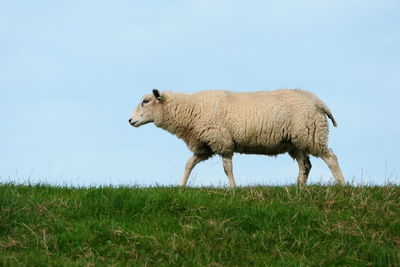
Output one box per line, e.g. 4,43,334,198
1,0,399,187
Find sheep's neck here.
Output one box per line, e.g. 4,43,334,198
160,101,198,142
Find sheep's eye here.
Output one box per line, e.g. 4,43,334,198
142,99,151,105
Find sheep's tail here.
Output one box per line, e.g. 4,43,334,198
317,101,338,127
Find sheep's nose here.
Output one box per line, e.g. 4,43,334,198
128,118,132,124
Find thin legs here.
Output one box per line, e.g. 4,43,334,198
179,154,209,187
321,150,345,185
290,148,345,185
222,156,237,188
180,154,237,188
291,150,312,185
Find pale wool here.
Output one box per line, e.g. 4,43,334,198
129,89,345,187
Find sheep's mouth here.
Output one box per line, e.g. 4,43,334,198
130,120,139,127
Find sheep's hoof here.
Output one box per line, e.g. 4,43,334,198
297,182,307,190
178,185,187,192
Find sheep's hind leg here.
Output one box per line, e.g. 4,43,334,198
180,154,209,187
291,150,312,186
320,149,345,185
222,156,237,188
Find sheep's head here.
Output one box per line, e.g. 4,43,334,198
129,89,164,127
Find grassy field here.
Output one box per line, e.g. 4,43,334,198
0,184,399,266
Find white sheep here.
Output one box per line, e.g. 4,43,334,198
129,89,345,187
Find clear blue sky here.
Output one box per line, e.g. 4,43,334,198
1,1,399,187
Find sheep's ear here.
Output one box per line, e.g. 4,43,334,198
153,89,164,102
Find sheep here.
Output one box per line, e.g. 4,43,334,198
129,89,345,187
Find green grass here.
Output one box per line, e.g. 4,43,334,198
0,184,399,266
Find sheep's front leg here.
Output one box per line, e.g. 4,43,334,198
180,154,207,187
222,156,237,188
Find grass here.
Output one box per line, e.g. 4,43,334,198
0,184,399,266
